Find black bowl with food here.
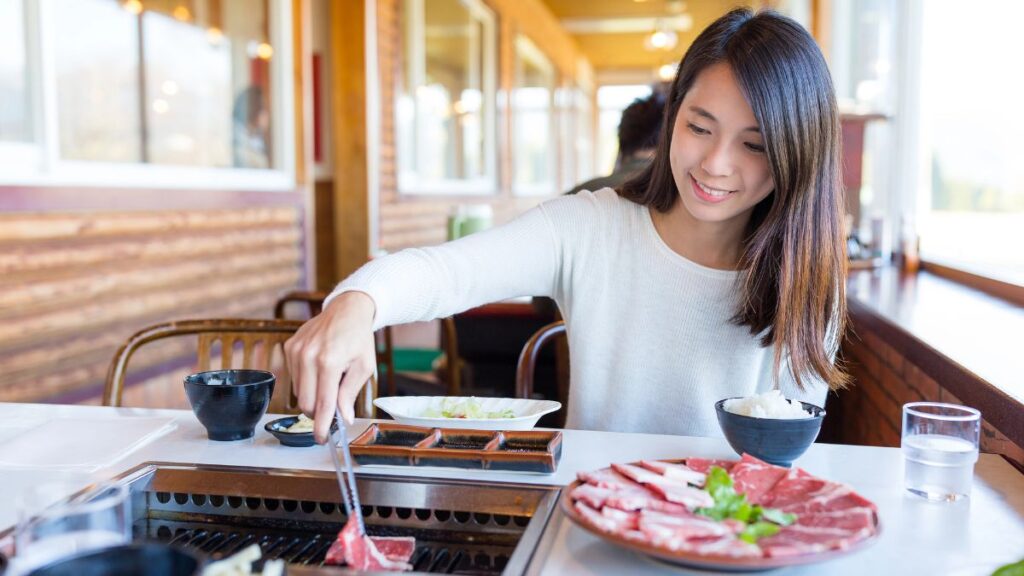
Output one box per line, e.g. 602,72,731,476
27,543,202,576
715,396,825,467
184,369,275,441
265,414,336,447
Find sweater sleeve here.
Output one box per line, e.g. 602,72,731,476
324,203,563,331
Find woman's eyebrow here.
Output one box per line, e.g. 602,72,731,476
688,105,761,133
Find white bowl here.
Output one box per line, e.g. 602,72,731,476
373,396,562,431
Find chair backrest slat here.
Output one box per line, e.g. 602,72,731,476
103,318,377,417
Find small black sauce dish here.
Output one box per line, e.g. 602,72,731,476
184,369,275,441
264,415,336,447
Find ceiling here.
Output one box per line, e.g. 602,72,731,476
539,0,758,83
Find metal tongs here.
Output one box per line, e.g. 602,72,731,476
328,408,366,536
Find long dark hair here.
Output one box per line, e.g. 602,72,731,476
619,8,848,391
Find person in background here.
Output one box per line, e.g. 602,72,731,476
286,8,849,443
567,92,666,195
232,86,271,169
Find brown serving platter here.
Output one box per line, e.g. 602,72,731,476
349,423,562,473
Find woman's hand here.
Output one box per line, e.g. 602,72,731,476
284,291,377,443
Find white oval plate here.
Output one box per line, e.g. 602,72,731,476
373,396,562,430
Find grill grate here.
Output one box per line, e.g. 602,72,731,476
110,463,559,575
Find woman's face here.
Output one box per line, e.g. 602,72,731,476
669,62,774,229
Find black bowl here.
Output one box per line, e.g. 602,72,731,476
264,415,336,447
27,543,201,576
184,369,275,441
715,398,825,467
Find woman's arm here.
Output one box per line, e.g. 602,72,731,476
286,202,564,440
326,203,562,330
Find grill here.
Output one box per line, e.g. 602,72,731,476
112,462,560,575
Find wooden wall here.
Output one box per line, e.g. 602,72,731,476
828,311,1024,471
0,190,304,404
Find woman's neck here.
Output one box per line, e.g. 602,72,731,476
649,203,749,270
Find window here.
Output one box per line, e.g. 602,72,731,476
573,87,595,184
0,0,292,189
914,0,1024,285
596,85,652,176
829,0,898,251
831,0,1022,286
0,0,29,143
512,35,555,196
397,0,496,195
53,0,142,163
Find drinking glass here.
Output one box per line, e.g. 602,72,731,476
901,402,980,502
10,482,130,575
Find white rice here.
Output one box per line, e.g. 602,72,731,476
723,389,813,419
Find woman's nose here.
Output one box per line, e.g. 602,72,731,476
700,141,734,178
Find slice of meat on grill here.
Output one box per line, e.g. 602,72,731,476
324,515,415,571
683,457,736,474
639,460,707,486
728,454,791,504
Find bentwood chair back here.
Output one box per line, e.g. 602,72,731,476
516,320,569,425
104,318,376,417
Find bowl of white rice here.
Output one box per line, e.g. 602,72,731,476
715,390,825,467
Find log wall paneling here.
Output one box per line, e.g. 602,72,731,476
0,207,304,403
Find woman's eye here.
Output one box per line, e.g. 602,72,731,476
687,123,710,136
745,142,766,153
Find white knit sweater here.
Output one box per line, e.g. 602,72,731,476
329,188,828,437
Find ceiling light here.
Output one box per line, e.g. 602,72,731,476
644,20,678,52
657,63,678,81
122,0,143,15
172,5,191,21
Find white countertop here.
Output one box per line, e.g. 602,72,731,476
0,402,1022,575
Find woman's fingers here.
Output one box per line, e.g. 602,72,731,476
337,353,373,425
282,291,378,443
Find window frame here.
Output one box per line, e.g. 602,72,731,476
396,0,498,197
0,0,296,192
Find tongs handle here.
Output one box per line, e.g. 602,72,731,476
328,408,366,535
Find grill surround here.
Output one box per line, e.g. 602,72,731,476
1,462,561,575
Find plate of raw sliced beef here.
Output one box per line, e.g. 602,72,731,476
562,453,880,571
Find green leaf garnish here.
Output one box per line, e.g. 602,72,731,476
761,507,796,526
694,465,798,542
739,522,781,544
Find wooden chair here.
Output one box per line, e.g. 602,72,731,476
516,320,568,399
103,318,376,417
273,290,461,397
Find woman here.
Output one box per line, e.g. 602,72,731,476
285,8,848,443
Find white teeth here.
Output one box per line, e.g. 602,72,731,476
695,179,732,197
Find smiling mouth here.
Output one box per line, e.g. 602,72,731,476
690,175,736,201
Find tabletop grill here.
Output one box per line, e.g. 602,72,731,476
112,463,560,575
